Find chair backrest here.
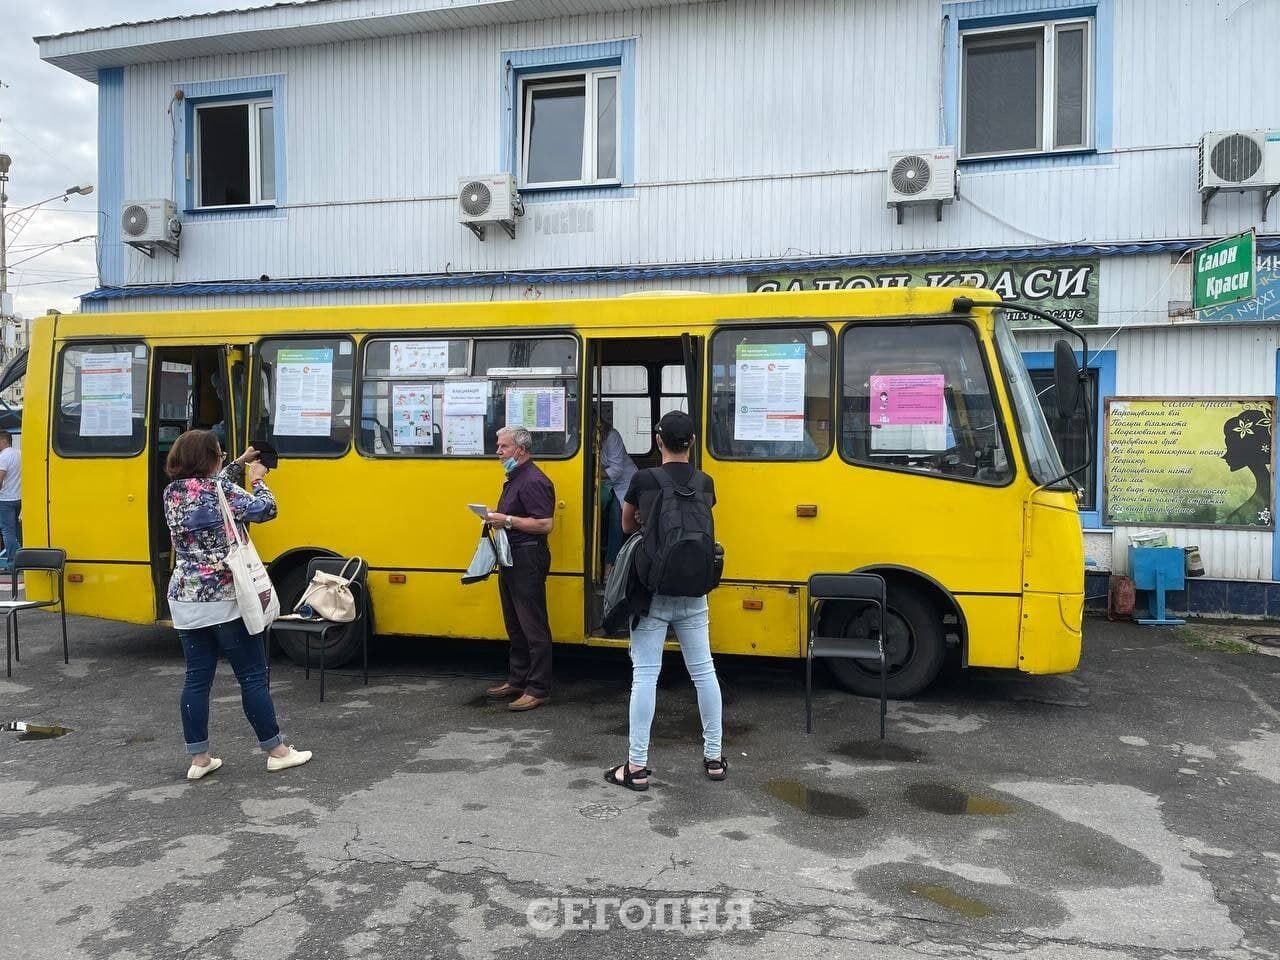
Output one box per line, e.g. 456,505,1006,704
14,548,66,573
307,556,368,584
11,548,67,602
808,572,886,604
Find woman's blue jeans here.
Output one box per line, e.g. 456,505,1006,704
178,617,284,755
628,594,723,766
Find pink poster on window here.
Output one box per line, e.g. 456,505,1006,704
869,374,945,426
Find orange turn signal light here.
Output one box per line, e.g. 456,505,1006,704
796,504,818,517
68,573,85,583
388,573,407,584
742,599,764,611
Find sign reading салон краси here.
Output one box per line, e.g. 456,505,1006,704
749,258,1099,327
1193,230,1257,312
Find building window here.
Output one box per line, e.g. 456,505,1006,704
519,68,620,188
195,99,276,207
961,17,1092,158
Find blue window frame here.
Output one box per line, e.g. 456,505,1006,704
1023,348,1115,528
172,75,286,219
501,41,635,199
943,1,1112,169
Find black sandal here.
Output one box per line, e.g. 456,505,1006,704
703,757,729,781
604,763,651,792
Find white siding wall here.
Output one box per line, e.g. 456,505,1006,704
105,0,1277,291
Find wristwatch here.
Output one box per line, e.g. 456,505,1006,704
504,516,514,530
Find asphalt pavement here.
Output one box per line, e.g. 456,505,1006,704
2,611,1278,959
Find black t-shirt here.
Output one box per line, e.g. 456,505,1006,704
624,463,717,513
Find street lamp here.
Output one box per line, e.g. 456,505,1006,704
0,155,95,308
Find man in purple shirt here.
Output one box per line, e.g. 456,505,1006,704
484,426,556,711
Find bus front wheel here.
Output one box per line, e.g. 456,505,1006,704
270,557,365,669
821,587,945,699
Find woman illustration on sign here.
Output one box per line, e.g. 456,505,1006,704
1221,408,1273,525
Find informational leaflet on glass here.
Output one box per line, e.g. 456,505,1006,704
392,385,435,447
444,380,488,417
869,373,948,451
390,341,450,377
274,348,334,436
733,343,806,441
444,415,486,455
79,352,134,437
505,387,566,433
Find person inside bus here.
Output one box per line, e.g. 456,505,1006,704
597,406,638,577
162,429,312,780
483,426,556,712
606,410,727,790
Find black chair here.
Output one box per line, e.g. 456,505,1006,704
2,548,69,678
270,557,370,702
805,572,888,739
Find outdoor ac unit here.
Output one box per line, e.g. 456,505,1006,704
120,199,180,257
457,174,523,240
1199,131,1280,190
886,148,957,223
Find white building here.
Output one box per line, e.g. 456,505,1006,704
37,0,1280,613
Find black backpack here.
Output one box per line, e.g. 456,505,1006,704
638,468,718,597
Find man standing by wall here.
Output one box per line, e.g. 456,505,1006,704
484,426,556,712
0,431,19,572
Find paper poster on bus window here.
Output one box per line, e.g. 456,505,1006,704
733,343,806,441
444,415,485,455
444,379,488,417
390,340,450,377
869,373,948,451
274,348,333,436
505,387,565,432
79,352,134,437
392,384,435,447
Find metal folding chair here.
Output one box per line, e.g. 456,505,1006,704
805,572,887,739
270,557,370,701
2,548,69,678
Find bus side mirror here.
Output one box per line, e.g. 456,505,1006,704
1052,339,1082,419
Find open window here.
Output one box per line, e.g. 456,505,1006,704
195,99,276,208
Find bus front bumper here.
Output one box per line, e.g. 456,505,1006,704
1018,590,1084,675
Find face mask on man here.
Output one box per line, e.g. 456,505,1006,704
502,456,519,474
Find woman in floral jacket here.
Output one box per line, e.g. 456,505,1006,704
163,429,311,781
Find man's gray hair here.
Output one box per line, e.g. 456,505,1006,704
498,426,534,452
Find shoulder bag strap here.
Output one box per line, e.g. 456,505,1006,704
215,481,247,549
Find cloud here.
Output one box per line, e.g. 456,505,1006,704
2,1,211,316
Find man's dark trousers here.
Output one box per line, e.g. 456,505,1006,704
499,540,553,698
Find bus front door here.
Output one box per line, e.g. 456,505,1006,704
147,343,253,620
583,335,700,637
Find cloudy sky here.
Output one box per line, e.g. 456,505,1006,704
1,1,215,317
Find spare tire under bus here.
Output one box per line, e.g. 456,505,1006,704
819,586,947,699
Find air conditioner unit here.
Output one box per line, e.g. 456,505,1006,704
886,148,957,223
1199,131,1280,190
120,200,180,257
457,174,523,240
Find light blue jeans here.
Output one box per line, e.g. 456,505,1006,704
628,594,723,766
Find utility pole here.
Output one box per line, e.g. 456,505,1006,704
0,152,10,314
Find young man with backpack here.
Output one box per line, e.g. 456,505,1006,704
604,410,726,791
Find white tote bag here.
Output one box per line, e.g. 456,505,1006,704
216,482,281,634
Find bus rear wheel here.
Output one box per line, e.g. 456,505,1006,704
270,558,365,668
821,587,945,699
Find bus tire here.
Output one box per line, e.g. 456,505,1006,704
821,587,946,700
270,557,365,669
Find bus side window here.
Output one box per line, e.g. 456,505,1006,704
253,339,355,458
706,325,833,461
840,323,1012,484
54,343,149,457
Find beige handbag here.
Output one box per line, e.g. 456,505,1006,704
294,557,362,622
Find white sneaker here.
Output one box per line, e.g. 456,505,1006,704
186,757,223,780
266,746,313,772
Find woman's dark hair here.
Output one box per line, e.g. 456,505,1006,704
165,429,221,481
656,410,695,452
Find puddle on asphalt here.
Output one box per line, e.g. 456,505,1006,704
905,783,1012,815
901,882,997,918
15,725,74,741
764,779,867,819
836,740,925,764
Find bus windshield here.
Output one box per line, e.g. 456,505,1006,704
993,318,1069,488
